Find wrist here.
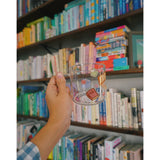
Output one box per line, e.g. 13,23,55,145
47,117,71,131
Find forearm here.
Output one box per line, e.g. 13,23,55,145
31,118,70,160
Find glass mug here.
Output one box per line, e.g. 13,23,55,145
70,63,106,105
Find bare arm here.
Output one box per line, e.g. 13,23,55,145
31,73,72,160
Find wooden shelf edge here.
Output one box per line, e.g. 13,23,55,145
17,115,143,136
17,68,143,84
17,8,143,52
17,0,55,21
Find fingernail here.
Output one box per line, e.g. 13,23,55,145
57,72,63,79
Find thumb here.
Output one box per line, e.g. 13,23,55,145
56,72,67,95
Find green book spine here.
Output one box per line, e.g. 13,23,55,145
113,65,129,71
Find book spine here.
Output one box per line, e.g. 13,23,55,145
136,90,142,128
102,100,107,125
131,88,138,129
125,97,129,128
128,102,133,128
126,0,129,13
99,102,103,125
119,0,123,15
122,0,126,14
95,0,99,22
129,0,133,11
95,104,100,124
133,0,140,10
113,93,118,127
117,93,122,128
140,91,144,128
89,0,92,24
91,0,96,24
85,0,90,26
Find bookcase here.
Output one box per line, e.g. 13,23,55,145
17,0,143,158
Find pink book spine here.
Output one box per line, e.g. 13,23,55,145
85,45,89,73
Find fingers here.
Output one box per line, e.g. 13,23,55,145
46,76,58,97
56,73,67,95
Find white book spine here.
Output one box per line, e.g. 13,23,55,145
122,98,126,128
131,88,138,129
128,102,133,128
125,97,129,128
114,93,118,127
88,105,92,124
117,93,122,128
95,104,100,124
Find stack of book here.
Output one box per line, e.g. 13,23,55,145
17,42,96,81
17,0,143,48
17,0,49,18
17,119,45,149
72,88,144,129
95,25,130,71
17,86,49,118
48,132,143,160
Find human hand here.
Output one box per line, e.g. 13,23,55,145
45,73,73,127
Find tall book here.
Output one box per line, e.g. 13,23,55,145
104,136,122,160
131,88,138,129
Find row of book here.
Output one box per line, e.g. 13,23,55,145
72,88,143,129
17,85,144,129
17,16,53,47
95,25,130,71
17,0,143,48
17,120,143,160
48,131,143,160
17,42,97,81
17,86,49,118
17,119,45,149
17,0,49,18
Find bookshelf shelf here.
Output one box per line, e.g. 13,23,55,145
17,8,143,53
17,0,73,32
17,115,143,136
17,68,143,84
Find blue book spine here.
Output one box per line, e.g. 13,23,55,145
116,0,120,16
111,0,114,17
25,0,28,14
122,0,126,14
103,0,107,19
106,0,109,19
102,100,106,125
91,0,95,24
95,0,99,22
89,0,92,24
71,8,73,30
119,0,123,15
96,56,108,61
114,0,117,17
98,0,101,21
125,0,129,13
39,92,42,117
133,0,140,10
113,57,128,66
85,0,89,26
83,4,86,26
100,0,103,21
58,13,61,35
140,0,143,8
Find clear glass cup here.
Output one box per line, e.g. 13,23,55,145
70,63,106,105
